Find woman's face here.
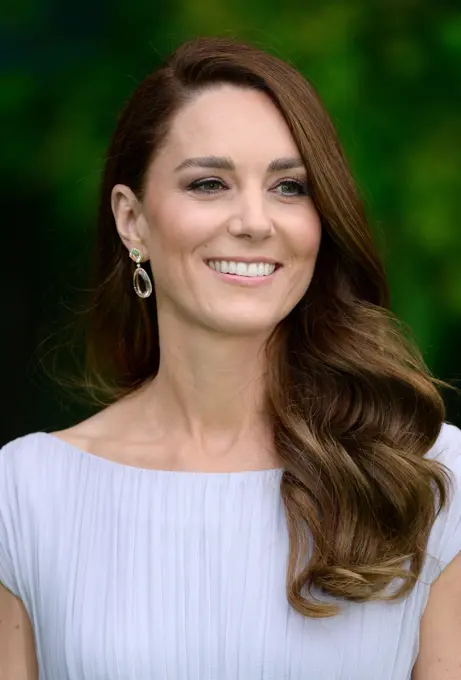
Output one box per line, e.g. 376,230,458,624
119,84,322,336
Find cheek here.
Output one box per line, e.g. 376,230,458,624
290,212,322,260
144,202,216,288
146,202,201,255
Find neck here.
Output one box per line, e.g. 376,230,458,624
137,315,278,466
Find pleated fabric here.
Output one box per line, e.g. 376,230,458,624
1,423,461,680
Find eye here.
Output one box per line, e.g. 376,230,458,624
273,179,310,197
187,178,228,194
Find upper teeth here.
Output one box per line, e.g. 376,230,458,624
207,260,276,276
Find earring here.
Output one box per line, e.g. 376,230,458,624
129,248,153,298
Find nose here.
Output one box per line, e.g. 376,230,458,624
227,189,273,241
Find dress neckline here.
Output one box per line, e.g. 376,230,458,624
38,432,285,478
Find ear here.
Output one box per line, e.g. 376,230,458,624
111,184,149,258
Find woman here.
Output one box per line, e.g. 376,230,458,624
1,36,460,680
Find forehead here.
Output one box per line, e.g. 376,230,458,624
155,85,300,167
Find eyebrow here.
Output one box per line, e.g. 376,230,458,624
174,156,305,173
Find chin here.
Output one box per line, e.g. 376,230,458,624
206,313,282,337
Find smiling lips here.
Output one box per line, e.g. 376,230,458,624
206,260,280,277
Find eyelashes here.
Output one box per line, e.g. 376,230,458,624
186,177,311,197
188,179,225,194
275,179,310,197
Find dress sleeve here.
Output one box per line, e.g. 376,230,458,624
425,423,461,582
0,439,22,597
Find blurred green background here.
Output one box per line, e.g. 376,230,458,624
2,0,461,443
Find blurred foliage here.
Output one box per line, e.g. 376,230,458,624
1,0,460,441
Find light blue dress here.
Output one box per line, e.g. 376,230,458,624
1,423,461,680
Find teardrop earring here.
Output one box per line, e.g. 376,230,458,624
129,248,153,299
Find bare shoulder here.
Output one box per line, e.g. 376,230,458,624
413,550,461,680
52,397,134,448
0,582,38,680
51,391,149,463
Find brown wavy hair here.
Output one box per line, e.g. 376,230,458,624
86,36,452,618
